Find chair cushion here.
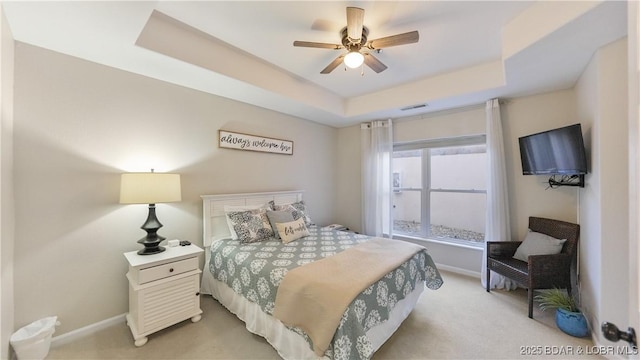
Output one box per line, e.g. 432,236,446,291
513,230,566,262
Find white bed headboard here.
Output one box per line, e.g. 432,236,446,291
201,190,304,248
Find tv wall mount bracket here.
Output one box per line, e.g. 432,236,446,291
547,174,585,189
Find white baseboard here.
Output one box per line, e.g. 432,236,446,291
436,263,481,278
50,313,126,348
48,265,478,348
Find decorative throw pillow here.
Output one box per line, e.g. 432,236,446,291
226,208,274,243
273,200,313,226
224,203,272,240
276,217,310,244
266,210,297,239
513,230,567,262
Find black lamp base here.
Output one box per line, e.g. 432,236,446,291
137,242,166,255
136,203,167,256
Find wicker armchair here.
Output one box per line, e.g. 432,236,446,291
486,217,580,318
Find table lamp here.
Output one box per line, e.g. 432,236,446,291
120,170,182,255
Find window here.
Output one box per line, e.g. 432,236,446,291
392,136,487,246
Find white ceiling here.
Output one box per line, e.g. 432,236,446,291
1,1,628,128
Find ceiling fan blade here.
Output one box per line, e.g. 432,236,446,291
346,7,364,42
293,41,343,50
311,19,342,32
321,55,345,74
366,30,419,50
363,53,387,73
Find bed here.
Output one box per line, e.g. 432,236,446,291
200,190,443,360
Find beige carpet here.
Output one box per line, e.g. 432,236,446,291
46,271,600,359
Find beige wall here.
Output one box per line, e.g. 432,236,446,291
575,39,602,339
0,7,15,360
501,90,581,238
575,38,629,346
12,43,337,336
7,34,630,346
334,124,361,232
336,93,581,275
337,106,487,234
394,106,486,143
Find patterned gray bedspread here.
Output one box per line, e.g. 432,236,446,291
209,226,443,360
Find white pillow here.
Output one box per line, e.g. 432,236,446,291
513,230,567,262
224,203,272,240
276,217,310,244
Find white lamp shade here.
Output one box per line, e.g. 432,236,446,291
119,173,181,204
344,51,364,68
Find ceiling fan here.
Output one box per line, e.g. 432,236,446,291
293,7,419,74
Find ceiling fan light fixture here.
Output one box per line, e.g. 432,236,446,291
294,6,418,74
344,51,364,69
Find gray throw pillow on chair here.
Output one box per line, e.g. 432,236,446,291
513,230,567,262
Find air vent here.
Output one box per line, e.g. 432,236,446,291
400,103,428,111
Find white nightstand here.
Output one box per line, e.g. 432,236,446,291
124,243,204,346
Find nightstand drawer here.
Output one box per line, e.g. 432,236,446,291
138,257,198,284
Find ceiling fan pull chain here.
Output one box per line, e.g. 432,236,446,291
361,63,365,76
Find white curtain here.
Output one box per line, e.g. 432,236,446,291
481,99,517,290
361,119,393,238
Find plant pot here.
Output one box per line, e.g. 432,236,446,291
555,308,589,337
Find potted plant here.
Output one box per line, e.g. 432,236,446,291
535,288,589,337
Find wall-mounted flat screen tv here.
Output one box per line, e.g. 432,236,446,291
518,123,588,175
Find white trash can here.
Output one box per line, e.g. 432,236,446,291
10,316,59,360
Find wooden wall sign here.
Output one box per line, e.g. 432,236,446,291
218,130,293,155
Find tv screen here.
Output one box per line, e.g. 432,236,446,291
518,124,587,175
